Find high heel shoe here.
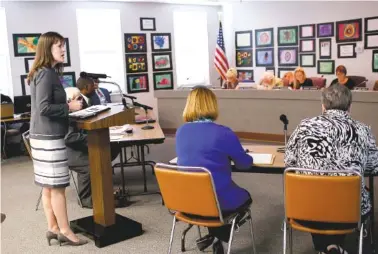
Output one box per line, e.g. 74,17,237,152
57,233,88,246
46,231,58,246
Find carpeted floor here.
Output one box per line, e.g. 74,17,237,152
1,137,377,253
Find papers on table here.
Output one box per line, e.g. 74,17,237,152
248,153,274,165
109,124,131,140
168,153,275,165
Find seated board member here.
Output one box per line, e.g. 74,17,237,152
373,80,378,91
64,87,120,209
75,77,95,107
329,65,355,90
175,86,253,253
282,71,294,87
284,84,378,254
257,71,283,90
289,67,313,90
222,68,239,89
89,78,111,105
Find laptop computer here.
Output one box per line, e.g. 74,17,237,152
14,95,31,114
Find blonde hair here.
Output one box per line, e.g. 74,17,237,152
226,68,237,79
183,86,218,122
64,87,81,101
293,67,307,89
374,80,378,91
27,31,65,84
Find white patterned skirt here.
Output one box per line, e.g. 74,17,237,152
30,136,70,188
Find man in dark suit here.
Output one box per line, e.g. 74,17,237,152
89,78,111,105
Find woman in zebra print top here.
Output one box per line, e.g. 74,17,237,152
285,84,378,254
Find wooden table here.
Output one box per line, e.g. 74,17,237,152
111,107,165,198
0,116,30,124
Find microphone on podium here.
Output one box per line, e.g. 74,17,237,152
278,114,289,153
80,72,110,79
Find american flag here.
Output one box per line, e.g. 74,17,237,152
214,21,229,81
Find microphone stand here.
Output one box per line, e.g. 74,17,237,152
98,80,128,109
141,107,154,130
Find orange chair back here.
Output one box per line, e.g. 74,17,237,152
155,163,222,219
284,168,361,224
22,130,32,159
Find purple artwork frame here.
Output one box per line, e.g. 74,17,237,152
317,22,334,38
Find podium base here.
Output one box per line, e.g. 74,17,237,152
70,214,143,248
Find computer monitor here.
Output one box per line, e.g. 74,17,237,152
14,95,31,114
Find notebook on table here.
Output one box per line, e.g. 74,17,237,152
69,105,110,119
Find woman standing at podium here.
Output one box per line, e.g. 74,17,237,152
27,32,87,246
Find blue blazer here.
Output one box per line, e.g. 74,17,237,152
176,122,253,211
89,88,111,105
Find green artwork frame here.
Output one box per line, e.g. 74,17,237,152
277,26,298,46
317,60,335,74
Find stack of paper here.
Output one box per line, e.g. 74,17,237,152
248,153,274,165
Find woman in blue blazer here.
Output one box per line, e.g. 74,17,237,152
176,86,253,253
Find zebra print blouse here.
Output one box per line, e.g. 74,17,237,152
285,109,378,215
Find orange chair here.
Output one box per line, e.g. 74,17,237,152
155,163,256,254
283,168,367,254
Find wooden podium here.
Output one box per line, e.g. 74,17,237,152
70,105,143,248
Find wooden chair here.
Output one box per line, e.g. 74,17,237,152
21,130,83,210
155,163,256,254
308,76,327,89
283,168,369,254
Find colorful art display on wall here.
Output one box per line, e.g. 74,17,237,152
13,33,41,57
152,52,173,71
127,74,149,93
235,30,252,49
255,28,274,47
300,39,315,53
140,17,156,31
373,50,378,72
365,16,378,33
126,54,148,73
319,38,332,59
151,33,171,51
317,22,334,37
236,49,253,67
299,24,316,38
277,26,298,46
153,72,174,90
255,48,274,67
59,72,76,89
336,19,362,43
125,33,147,53
278,47,298,66
300,54,316,67
364,33,378,49
237,70,254,82
318,60,335,74
338,43,356,58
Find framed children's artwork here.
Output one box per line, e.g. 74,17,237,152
235,30,252,49
319,38,332,59
126,54,148,73
365,16,378,34
152,52,173,71
59,72,76,89
278,47,298,66
151,33,171,52
236,49,253,67
20,75,30,96
24,57,35,73
336,18,362,43
277,26,298,46
265,67,275,76
127,74,149,94
337,43,356,58
153,72,174,90
63,38,71,67
317,60,335,74
373,50,378,72
237,69,254,82
13,33,41,57
255,28,274,48
300,39,315,53
317,22,334,38
140,17,156,31
299,24,315,38
278,68,295,79
124,33,147,53
255,48,274,67
364,33,378,49
300,54,316,67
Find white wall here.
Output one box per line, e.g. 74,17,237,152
222,1,378,88
3,1,220,114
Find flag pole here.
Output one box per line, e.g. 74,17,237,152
218,12,223,88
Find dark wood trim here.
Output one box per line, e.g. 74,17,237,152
162,128,286,143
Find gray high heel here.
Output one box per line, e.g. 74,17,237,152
57,233,88,246
46,231,58,246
